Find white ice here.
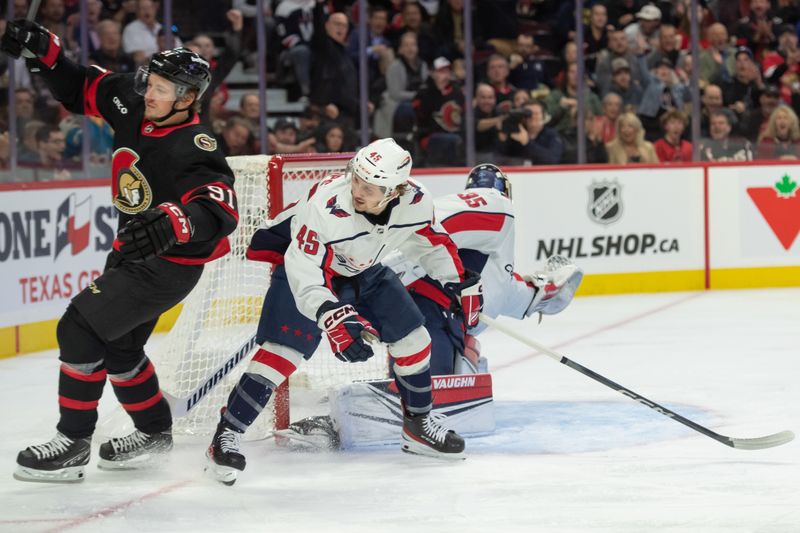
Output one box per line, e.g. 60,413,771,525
0,288,798,533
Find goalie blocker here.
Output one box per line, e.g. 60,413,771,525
276,373,494,449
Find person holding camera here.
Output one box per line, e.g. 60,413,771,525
474,83,503,159
497,100,564,165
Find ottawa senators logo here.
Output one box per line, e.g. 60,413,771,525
194,133,217,152
111,148,152,214
433,100,463,133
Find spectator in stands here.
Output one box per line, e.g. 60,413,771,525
219,116,255,157
412,56,464,166
122,0,181,65
674,0,715,48
268,117,316,154
391,0,437,64
29,124,73,172
239,92,262,139
625,4,662,54
13,87,36,133
233,0,276,72
274,0,315,101
374,31,428,139
187,10,244,127
65,0,102,57
606,58,644,108
699,84,725,136
562,108,609,164
647,24,680,70
761,24,800,106
39,0,67,47
347,5,394,80
508,33,549,91
545,62,602,137
0,130,9,171
102,0,138,27
91,19,136,73
596,27,644,95
18,120,45,163
552,40,577,89
733,0,782,60
315,122,349,153
497,100,564,165
741,84,781,141
654,109,692,162
607,0,646,29
757,105,800,159
639,57,688,140
595,92,624,143
433,0,476,59
485,54,516,113
698,23,737,86
698,109,754,161
606,112,659,163
721,47,765,121
296,106,322,144
310,5,367,127
512,88,532,109
584,3,611,72
473,82,503,160
476,0,518,57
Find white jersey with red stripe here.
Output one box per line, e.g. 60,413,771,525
387,188,535,330
283,174,464,321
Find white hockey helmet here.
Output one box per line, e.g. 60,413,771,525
348,138,413,198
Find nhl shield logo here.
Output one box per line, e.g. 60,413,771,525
588,180,622,225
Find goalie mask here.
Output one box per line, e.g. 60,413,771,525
134,47,212,102
347,138,413,205
465,164,512,200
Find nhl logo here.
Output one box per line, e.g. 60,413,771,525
588,180,622,225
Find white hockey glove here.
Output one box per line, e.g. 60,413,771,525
524,255,584,319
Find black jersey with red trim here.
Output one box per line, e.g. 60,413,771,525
32,55,238,265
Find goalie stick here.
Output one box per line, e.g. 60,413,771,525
162,334,258,417
481,314,794,450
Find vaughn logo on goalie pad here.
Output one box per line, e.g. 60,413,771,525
329,373,494,448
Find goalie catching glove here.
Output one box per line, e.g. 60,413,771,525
445,270,484,329
118,202,194,262
524,255,584,318
317,302,379,362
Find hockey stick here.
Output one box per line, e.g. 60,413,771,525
481,314,794,450
162,334,258,418
27,0,42,19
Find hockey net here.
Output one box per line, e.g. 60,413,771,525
149,154,391,438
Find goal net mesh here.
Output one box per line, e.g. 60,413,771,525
151,154,390,438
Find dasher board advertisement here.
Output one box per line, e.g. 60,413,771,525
0,186,115,327
510,167,705,275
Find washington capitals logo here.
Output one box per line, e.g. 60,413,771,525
408,181,424,205
326,195,350,218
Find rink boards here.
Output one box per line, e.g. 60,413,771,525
1,161,798,357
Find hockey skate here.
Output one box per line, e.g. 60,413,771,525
273,415,341,450
15,432,91,483
98,429,173,469
401,412,465,460
206,419,246,486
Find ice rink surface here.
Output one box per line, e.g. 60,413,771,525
0,288,798,533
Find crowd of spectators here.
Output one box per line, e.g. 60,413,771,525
4,0,800,179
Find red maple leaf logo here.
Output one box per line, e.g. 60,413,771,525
747,175,800,250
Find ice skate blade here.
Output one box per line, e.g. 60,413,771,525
97,452,167,470
204,454,240,486
400,437,466,461
14,465,86,483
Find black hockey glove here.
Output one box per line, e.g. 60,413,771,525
445,270,484,329
117,202,194,262
317,301,379,363
1,19,61,69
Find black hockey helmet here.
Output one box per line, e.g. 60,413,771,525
134,47,212,100
465,164,512,200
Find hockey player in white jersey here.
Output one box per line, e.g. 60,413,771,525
206,139,483,483
387,163,583,375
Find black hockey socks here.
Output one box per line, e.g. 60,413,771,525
56,360,107,439
222,372,275,432
109,357,171,434
394,367,433,416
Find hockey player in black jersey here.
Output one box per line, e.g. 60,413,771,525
2,21,239,482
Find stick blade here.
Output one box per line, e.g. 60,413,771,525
729,430,795,450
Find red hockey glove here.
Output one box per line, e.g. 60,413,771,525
118,202,193,262
317,302,379,363
446,270,483,329
1,20,61,69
